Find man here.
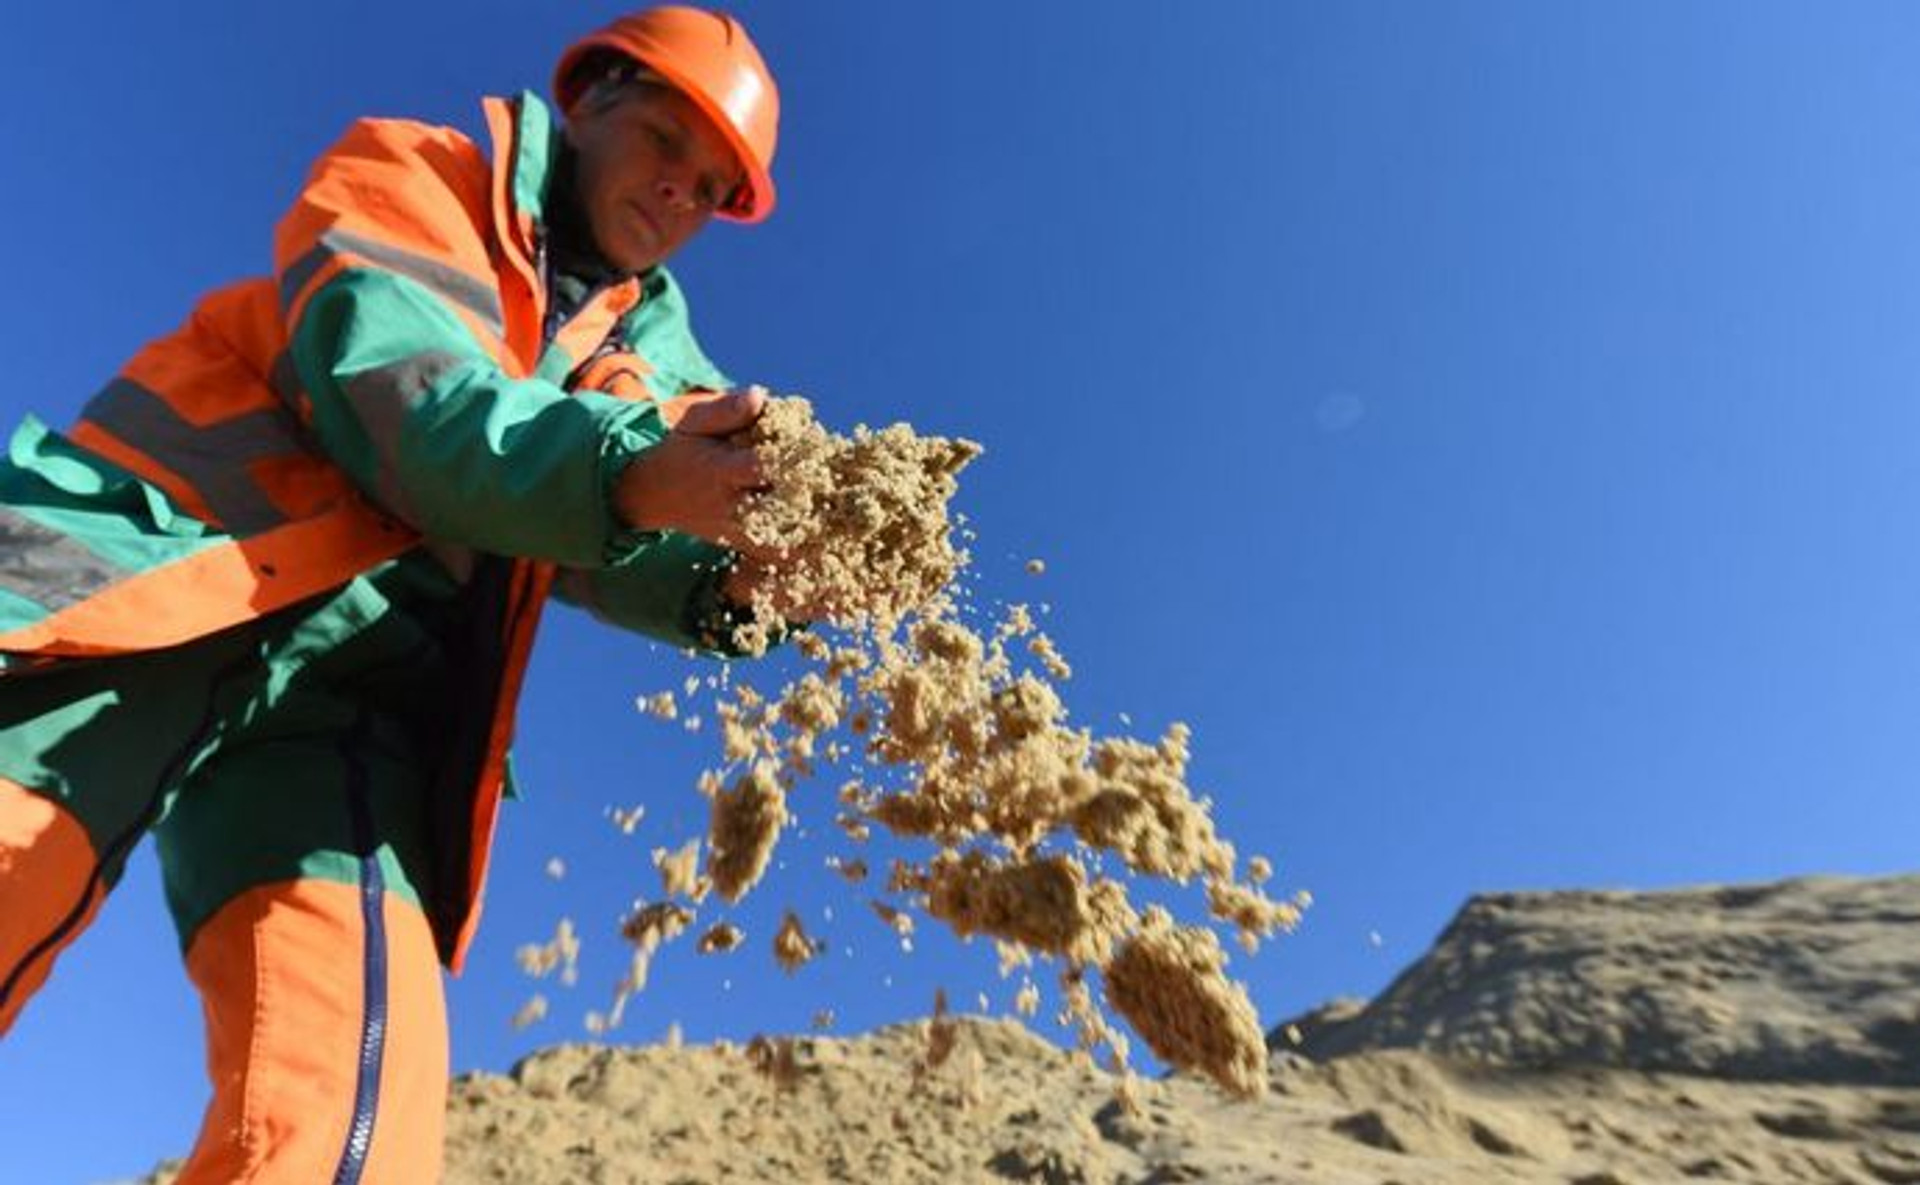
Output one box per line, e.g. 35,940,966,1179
0,8,784,1180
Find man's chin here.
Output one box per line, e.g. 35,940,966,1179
621,223,675,270
587,222,662,274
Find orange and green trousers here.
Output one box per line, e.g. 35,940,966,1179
0,562,465,1183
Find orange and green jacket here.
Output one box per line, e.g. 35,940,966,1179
0,92,739,969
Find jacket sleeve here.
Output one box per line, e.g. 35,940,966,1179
273,115,662,567
551,531,730,649
548,282,775,654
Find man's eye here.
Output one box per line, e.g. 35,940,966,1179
639,121,678,156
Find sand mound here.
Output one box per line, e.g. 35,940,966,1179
442,872,1920,1185
1274,872,1920,1085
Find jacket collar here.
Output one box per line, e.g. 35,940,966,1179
507,90,557,234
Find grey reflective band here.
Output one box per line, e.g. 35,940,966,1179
82,379,310,534
281,231,507,339
0,505,126,613
340,350,466,525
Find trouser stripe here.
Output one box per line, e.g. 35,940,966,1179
331,713,388,1185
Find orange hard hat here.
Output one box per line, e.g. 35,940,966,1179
554,7,780,223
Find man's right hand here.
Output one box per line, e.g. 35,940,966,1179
612,387,768,547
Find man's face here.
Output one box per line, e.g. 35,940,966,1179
568,85,743,273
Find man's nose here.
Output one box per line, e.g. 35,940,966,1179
656,175,698,215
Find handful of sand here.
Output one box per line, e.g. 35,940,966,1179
723,397,980,644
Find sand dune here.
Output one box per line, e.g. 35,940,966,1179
1277,874,1920,1086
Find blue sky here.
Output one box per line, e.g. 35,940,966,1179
5,3,1920,1181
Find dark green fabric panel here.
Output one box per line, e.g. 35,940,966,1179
0,601,272,881
551,531,733,650
0,557,464,956
154,725,432,949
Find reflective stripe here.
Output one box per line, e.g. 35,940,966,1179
282,230,506,339
0,505,126,613
340,350,466,524
333,714,388,1185
81,380,309,534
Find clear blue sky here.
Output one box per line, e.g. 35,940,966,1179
5,3,1920,1181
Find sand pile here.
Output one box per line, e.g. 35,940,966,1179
535,396,1302,1100
441,873,1920,1184
425,1016,1920,1184
1274,873,1920,1085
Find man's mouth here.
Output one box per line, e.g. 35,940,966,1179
625,200,661,245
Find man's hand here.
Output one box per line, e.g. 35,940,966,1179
613,387,767,545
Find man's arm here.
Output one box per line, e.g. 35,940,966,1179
552,530,730,649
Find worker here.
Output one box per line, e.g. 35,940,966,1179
0,7,787,1180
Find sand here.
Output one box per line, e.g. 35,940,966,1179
697,922,744,954
441,872,1920,1185
1103,907,1267,1099
773,910,822,973
654,838,707,901
513,918,581,987
704,761,788,904
422,1025,1919,1184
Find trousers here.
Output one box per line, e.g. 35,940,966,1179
0,568,458,1183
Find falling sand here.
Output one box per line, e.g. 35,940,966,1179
773,910,821,973
562,397,1300,1100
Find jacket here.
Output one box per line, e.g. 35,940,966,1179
0,91,738,968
